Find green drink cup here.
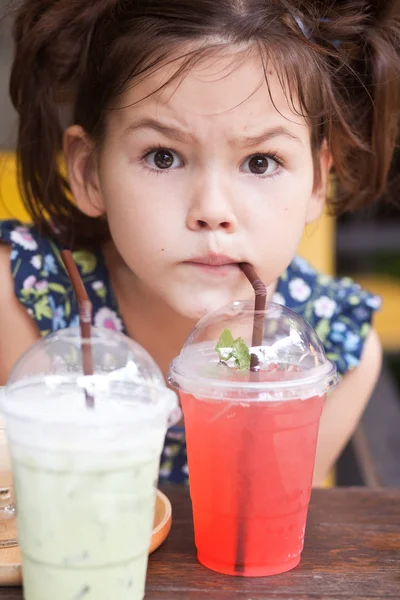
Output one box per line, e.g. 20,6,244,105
1,328,180,600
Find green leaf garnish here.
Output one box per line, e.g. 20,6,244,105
233,337,251,371
215,329,251,371
216,328,234,361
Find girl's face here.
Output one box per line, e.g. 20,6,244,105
67,47,330,320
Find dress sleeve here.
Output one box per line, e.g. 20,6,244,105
0,219,123,336
274,257,382,377
312,274,381,376
0,219,64,336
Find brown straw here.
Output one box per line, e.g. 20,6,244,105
61,250,95,409
235,263,267,573
239,263,267,370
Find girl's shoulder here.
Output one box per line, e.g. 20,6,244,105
0,220,123,336
275,256,381,376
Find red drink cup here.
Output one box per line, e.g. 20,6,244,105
169,301,338,577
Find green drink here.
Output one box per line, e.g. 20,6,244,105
1,329,180,600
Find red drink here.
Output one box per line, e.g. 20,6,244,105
180,391,324,577
169,299,338,577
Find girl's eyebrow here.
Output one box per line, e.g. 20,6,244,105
123,118,303,147
237,126,304,148
123,117,194,143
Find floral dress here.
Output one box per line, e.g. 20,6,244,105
0,220,381,484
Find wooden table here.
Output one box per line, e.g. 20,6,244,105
1,486,400,599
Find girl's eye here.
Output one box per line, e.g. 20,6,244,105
144,148,183,170
241,154,280,176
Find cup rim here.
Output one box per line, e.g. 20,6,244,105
0,379,181,427
169,357,339,400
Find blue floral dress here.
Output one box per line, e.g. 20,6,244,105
0,220,381,484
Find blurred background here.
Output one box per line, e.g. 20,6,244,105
0,3,15,150
0,1,399,486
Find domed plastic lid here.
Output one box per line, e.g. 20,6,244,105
3,327,180,426
169,300,339,401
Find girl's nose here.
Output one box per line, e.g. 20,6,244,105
186,176,237,233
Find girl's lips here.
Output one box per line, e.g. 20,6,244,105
183,261,239,277
187,254,239,266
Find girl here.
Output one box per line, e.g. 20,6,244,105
0,0,399,485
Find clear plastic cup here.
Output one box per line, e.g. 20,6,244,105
1,327,180,600
169,300,338,577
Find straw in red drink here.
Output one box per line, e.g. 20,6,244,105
239,263,267,369
234,263,267,573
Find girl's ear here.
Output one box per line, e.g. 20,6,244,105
63,125,105,217
306,142,333,224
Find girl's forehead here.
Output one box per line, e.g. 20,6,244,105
113,47,309,140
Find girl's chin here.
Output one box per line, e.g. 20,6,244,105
172,292,239,321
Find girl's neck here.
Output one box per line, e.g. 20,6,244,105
103,241,197,380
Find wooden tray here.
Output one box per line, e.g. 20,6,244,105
0,489,172,587
149,489,172,554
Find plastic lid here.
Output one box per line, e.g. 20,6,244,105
3,327,180,426
169,300,339,401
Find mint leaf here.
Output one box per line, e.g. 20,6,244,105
216,328,235,361
233,337,251,371
216,329,251,370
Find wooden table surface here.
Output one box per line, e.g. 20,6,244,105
1,486,400,599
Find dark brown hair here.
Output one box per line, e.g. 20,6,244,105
8,0,400,246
